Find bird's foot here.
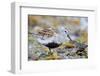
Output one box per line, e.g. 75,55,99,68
48,51,53,56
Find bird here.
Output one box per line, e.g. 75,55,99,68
29,26,72,55
29,25,88,58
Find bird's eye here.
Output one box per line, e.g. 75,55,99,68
65,31,67,32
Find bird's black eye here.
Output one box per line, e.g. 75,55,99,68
65,31,67,33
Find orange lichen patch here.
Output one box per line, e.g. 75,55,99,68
45,52,60,60
42,47,49,52
66,18,80,26
82,31,88,38
62,42,75,48
76,32,88,43
81,32,88,43
28,15,42,26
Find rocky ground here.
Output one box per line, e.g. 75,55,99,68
28,38,88,61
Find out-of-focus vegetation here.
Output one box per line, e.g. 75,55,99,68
28,15,88,61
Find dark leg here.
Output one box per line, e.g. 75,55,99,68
67,34,73,41
48,48,53,55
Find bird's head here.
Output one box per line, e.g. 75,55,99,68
57,26,69,35
57,26,72,41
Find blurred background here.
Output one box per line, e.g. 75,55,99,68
28,15,88,60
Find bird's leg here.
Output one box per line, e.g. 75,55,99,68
48,48,53,55
67,34,73,41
